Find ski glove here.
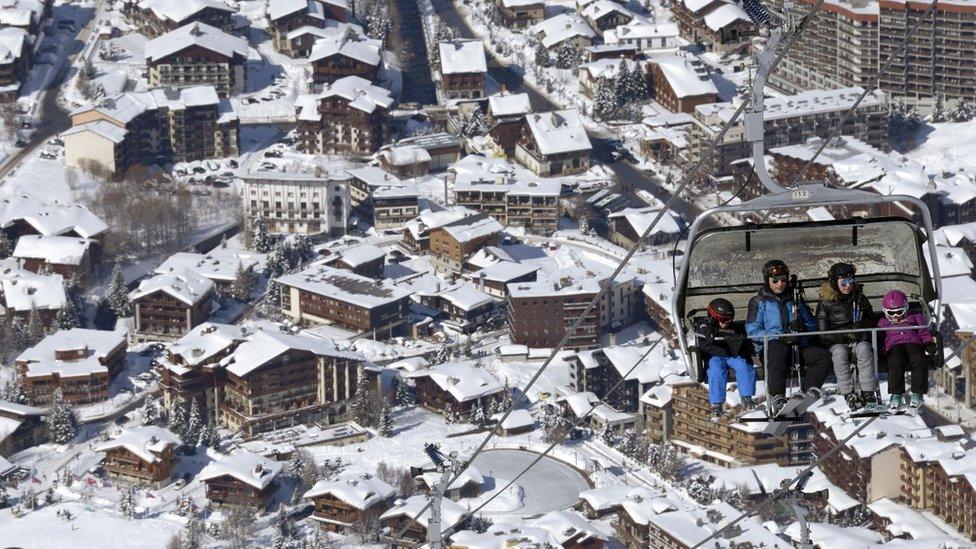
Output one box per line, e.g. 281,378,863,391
789,319,805,333
923,343,939,357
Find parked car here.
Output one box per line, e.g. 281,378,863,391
192,166,206,174
227,159,239,168
39,150,57,160
14,138,26,147
264,149,283,158
47,137,63,146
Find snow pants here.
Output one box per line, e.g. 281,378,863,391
707,356,756,404
886,343,929,395
764,340,830,397
830,341,878,395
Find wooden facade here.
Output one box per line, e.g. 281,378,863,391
0,403,46,456
441,72,486,100
123,2,236,38
507,288,602,350
298,94,390,155
312,54,378,85
101,443,179,486
132,289,214,340
17,337,128,407
205,474,277,508
648,61,718,114
309,492,393,532
496,0,544,28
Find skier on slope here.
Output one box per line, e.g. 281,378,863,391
745,259,830,416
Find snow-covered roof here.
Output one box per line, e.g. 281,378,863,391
224,327,366,377
17,328,126,364
582,0,633,23
0,258,65,312
278,264,412,308
61,120,128,144
608,205,682,235
697,87,883,125
382,496,467,533
155,249,262,283
499,0,543,6
405,362,503,402
579,57,636,81
308,27,381,66
129,268,214,305
681,0,722,13
267,0,323,21
531,14,596,49
138,0,235,23
650,53,717,98
702,2,750,31
304,473,394,508
12,235,94,265
926,246,972,278
490,408,534,431
418,463,483,492
469,261,539,283
867,497,956,541
940,274,976,305
334,244,385,267
0,400,44,417
578,485,660,512
145,22,247,62
439,213,504,244
936,221,976,247
0,26,28,62
73,86,227,125
438,40,487,75
526,510,606,545
387,356,429,372
577,344,661,384
348,165,404,188
450,524,560,549
0,196,107,239
421,282,497,311
199,452,284,489
508,275,601,299
95,426,181,463
605,22,679,43
380,145,431,166
320,75,394,113
163,322,245,371
488,92,531,118
523,110,592,156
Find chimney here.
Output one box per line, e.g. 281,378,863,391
254,464,265,475
190,23,203,37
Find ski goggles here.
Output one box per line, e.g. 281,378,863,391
767,264,789,279
884,306,908,320
837,276,856,287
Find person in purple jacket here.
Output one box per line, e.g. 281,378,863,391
878,290,937,409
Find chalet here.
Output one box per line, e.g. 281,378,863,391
15,329,128,406
604,22,679,51
266,0,326,56
325,244,385,278
507,277,602,350
156,322,244,411
0,400,46,456
380,495,468,547
581,0,634,36
145,22,249,97
515,110,592,177
578,484,659,519
485,92,531,157
377,145,431,178
404,363,504,416
670,0,752,53
12,235,96,286
129,269,216,341
527,510,608,548
296,75,393,155
415,463,483,501
0,27,31,101
417,282,500,333
0,0,45,34
489,408,536,436
304,473,395,532
278,264,411,335
155,249,261,295
318,0,349,20
308,28,381,85
462,261,539,298
438,40,487,100
95,426,182,487
530,14,596,51
401,207,475,254
216,328,376,435
0,197,108,251
648,53,718,113
395,132,461,171
371,186,420,230
122,0,237,38
0,258,65,327
607,206,683,247
578,58,641,99
496,0,544,29
199,452,284,509
428,213,504,274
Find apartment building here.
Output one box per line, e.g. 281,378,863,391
216,328,376,435
515,110,593,177
574,345,658,414
145,22,248,96
647,53,718,114
242,168,350,236
530,13,597,52
156,322,243,411
438,40,487,100
371,186,419,230
401,207,475,253
0,27,31,102
417,282,500,333
266,0,325,56
670,0,752,53
900,433,976,539
507,277,602,349
308,27,381,85
0,257,66,328
485,92,531,157
428,212,504,274
671,382,812,467
12,235,96,286
604,22,679,51
122,0,237,38
278,263,411,335
454,177,561,234
129,269,216,341
154,249,261,295
687,87,888,177
581,0,634,36
295,75,393,155
15,328,128,406
496,0,544,29
768,0,879,94
63,86,239,176
0,400,46,456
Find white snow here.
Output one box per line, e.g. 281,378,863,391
303,472,395,509
145,22,247,62
12,235,94,265
404,362,503,403
198,451,284,489
129,268,214,306
438,40,487,75
0,257,66,312
523,110,592,156
94,426,182,464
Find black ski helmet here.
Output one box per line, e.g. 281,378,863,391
707,298,735,322
762,259,789,281
828,262,856,289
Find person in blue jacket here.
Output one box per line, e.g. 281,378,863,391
746,259,830,415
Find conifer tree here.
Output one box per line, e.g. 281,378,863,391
230,261,254,301
168,396,188,437
593,78,618,121
0,230,10,259
142,398,160,425
119,487,136,519
184,398,203,448
49,389,77,444
251,217,273,253
379,402,393,437
23,486,37,511
183,513,204,549
534,41,550,68
26,306,44,347
106,264,131,318
350,373,374,427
